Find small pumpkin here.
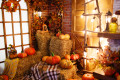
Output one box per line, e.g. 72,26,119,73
70,52,79,60
56,31,62,37
65,54,70,60
42,56,49,62
59,34,65,40
0,75,9,80
64,34,70,40
18,51,27,58
24,47,36,55
46,52,61,65
59,59,73,69
9,53,18,59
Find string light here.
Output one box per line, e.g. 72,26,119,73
81,14,84,18
93,7,97,13
91,16,95,22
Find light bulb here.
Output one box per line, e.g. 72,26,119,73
93,9,96,13
81,15,84,18
91,19,94,22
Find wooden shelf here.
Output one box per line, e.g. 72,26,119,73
73,32,120,39
98,32,120,39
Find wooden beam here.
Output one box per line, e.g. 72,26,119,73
1,2,8,58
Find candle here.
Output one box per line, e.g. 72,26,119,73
82,73,94,80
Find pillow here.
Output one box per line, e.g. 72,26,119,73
3,58,19,80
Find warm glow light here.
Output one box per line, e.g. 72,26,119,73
95,27,99,32
87,0,91,2
91,19,94,22
81,14,84,18
38,11,42,17
112,14,117,18
100,37,109,50
93,9,96,13
106,17,111,23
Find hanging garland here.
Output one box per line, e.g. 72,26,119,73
2,0,20,12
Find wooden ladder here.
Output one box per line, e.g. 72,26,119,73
83,0,102,69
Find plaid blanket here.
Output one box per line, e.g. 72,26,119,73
22,62,60,80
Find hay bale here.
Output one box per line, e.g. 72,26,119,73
13,51,42,80
58,65,77,80
36,30,51,55
49,36,72,58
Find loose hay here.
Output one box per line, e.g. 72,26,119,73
13,51,42,80
36,30,51,55
49,36,72,58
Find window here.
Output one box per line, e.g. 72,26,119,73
0,0,31,74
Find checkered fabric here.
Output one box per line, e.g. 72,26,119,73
22,62,60,80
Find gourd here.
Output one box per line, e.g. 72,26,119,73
59,59,73,69
24,47,36,55
46,52,61,65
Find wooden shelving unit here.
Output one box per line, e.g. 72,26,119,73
98,32,120,39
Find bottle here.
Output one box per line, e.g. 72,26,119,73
109,17,118,33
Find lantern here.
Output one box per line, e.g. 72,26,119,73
104,11,112,32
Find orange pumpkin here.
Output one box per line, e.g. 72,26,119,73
46,52,61,65
24,47,36,55
18,52,27,58
42,56,49,62
65,54,70,60
70,52,79,60
0,75,8,80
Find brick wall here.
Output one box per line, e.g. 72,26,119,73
62,0,72,34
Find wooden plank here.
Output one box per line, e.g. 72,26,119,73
27,3,32,47
83,13,101,16
0,21,28,23
0,61,5,63
1,2,8,58
0,44,30,50
19,5,24,51
85,46,101,49
82,70,116,80
11,12,15,48
98,32,120,39
83,0,95,4
0,33,29,37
